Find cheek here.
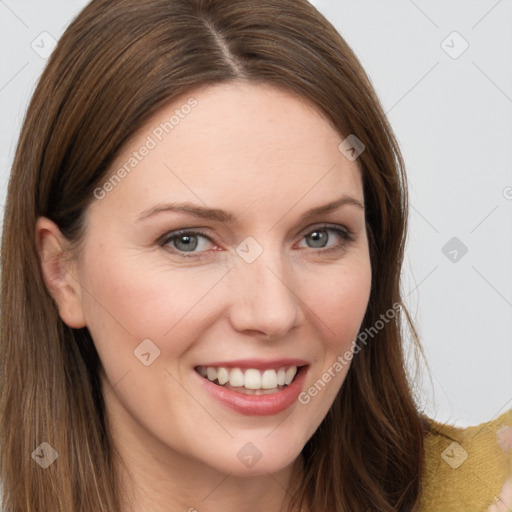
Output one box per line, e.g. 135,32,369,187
78,247,227,359
294,260,371,425
303,258,372,350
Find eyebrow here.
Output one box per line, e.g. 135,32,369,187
136,194,364,224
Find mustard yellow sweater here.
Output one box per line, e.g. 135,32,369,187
419,408,512,511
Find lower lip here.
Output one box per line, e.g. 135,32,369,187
196,366,309,416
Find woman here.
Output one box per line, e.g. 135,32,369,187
0,0,509,511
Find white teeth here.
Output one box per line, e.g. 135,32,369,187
261,369,278,389
206,367,217,381
229,368,244,387
196,365,300,391
284,367,297,386
217,367,229,385
244,369,261,389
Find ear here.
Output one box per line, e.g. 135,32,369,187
35,217,87,328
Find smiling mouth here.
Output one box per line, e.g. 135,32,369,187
194,365,305,396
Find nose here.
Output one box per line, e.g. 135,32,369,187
226,246,304,338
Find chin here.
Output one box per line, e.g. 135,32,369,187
196,428,308,477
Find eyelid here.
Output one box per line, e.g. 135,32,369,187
296,222,353,240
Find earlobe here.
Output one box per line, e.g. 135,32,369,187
35,217,87,329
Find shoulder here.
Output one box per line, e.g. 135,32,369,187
418,408,512,512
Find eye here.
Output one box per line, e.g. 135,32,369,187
158,224,354,258
297,224,354,252
159,230,215,256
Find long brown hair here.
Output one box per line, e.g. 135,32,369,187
0,0,427,510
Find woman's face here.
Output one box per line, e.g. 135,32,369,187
63,82,372,477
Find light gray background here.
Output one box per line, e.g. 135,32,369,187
1,0,511,427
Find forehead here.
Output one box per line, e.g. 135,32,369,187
91,82,364,222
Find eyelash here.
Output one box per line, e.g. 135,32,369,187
158,224,354,259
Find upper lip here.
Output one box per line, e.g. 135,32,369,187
194,358,309,371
